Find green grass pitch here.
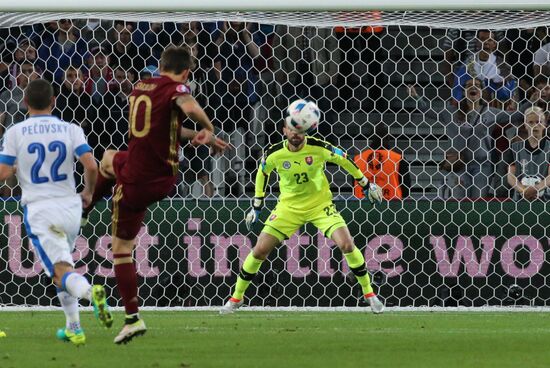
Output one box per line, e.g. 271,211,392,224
1,311,549,368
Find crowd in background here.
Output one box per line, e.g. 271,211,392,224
0,20,549,200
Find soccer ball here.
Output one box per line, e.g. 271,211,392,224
285,99,320,133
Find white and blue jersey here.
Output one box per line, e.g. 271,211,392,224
0,114,92,276
0,114,91,205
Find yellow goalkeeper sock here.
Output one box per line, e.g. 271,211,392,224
344,247,374,296
231,253,264,301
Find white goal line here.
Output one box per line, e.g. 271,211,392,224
1,306,550,312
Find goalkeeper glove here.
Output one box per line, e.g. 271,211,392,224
245,197,264,231
358,177,383,204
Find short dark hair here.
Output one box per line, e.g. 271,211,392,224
160,46,193,74
534,74,550,87
25,79,53,110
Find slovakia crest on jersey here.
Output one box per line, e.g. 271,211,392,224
176,84,191,94
305,156,313,165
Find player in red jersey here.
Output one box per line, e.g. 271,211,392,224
83,46,228,344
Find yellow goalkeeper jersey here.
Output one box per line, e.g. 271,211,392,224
255,136,364,210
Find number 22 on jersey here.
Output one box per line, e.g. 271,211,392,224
27,141,68,184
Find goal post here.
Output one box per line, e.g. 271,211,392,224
0,6,550,310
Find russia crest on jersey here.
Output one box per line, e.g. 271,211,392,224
305,156,313,165
176,84,191,94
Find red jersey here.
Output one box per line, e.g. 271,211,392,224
119,76,191,183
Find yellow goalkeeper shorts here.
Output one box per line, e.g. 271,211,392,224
262,201,347,242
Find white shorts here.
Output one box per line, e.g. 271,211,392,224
23,196,82,277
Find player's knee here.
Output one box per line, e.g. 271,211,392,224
252,243,274,260
112,236,135,254
253,233,279,260
100,150,117,177
52,262,74,287
52,274,63,288
252,248,269,260
338,239,355,253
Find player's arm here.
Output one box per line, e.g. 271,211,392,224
322,141,383,204
0,163,15,181
325,144,364,180
534,165,550,194
0,128,16,181
78,152,98,208
245,152,276,230
176,95,228,153
73,125,98,208
175,94,214,132
506,163,525,194
0,112,7,138
179,126,228,154
504,146,529,198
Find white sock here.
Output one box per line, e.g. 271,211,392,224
57,290,81,332
62,272,92,301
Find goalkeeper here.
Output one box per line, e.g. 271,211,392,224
221,106,385,314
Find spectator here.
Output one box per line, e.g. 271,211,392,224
520,74,550,112
183,34,213,121
0,63,40,134
73,19,113,44
37,19,88,84
84,44,113,104
174,22,216,73
533,27,550,76
334,19,385,112
0,29,14,90
441,29,478,88
126,68,138,85
140,22,175,65
96,66,132,157
176,39,215,198
212,21,259,105
438,149,468,200
245,24,278,158
501,28,544,98
353,139,410,200
506,106,550,200
175,21,201,45
140,65,160,80
441,29,505,89
0,63,7,91
178,145,214,198
8,37,43,89
54,66,96,148
107,21,145,72
453,30,516,107
0,64,39,197
209,21,260,196
410,76,521,199
273,25,340,135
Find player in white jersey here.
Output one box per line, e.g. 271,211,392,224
0,79,113,345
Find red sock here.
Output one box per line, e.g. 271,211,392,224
84,170,115,215
113,253,139,316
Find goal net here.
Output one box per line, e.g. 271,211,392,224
1,9,550,309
